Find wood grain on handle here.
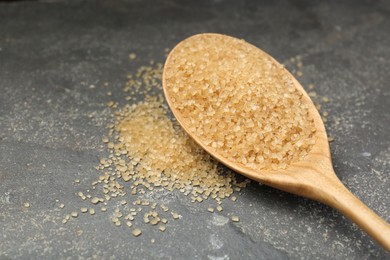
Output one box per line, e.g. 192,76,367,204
315,176,390,251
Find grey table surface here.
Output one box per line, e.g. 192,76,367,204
0,0,389,259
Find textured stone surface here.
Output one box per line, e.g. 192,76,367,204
0,0,389,259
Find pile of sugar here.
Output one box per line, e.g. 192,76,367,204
61,60,248,236
164,34,316,170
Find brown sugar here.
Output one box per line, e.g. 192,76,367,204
164,34,316,170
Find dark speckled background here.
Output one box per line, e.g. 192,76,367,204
0,0,389,259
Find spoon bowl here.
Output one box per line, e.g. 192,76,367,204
163,33,390,251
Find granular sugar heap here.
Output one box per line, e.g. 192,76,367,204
164,34,316,170
61,60,249,234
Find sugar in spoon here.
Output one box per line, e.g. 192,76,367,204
162,33,390,251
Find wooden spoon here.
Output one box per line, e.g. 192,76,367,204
162,33,390,251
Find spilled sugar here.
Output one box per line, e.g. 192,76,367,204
61,58,249,236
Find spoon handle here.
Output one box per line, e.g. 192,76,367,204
322,179,390,251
